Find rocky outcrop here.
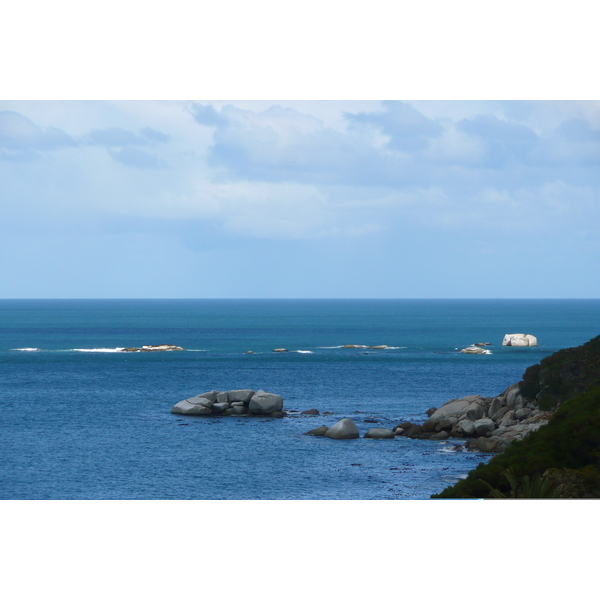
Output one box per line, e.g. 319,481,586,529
395,383,553,453
502,334,538,347
460,346,491,354
323,418,360,439
171,389,285,417
122,344,184,352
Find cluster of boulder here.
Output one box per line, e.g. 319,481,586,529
394,382,553,453
305,418,395,440
122,344,184,352
171,389,285,417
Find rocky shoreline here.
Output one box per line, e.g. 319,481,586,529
394,382,554,453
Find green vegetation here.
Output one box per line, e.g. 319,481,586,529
480,468,561,498
432,334,600,499
520,334,600,410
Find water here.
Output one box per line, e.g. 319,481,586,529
2,299,599,500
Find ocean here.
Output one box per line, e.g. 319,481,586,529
2,298,599,500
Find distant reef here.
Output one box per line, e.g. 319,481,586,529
121,344,184,352
432,334,600,498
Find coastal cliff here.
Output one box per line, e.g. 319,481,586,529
432,334,600,498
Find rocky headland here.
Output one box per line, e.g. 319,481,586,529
434,333,600,498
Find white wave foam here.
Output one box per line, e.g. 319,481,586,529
72,348,125,353
295,350,313,354
13,347,40,352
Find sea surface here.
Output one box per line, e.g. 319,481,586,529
1,299,599,500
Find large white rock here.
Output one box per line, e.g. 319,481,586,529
248,390,284,414
324,418,360,439
502,333,538,347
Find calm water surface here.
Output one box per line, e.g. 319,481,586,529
2,299,599,499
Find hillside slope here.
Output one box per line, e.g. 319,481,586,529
433,335,600,499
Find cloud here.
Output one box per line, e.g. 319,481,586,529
555,118,600,143
82,127,149,147
190,104,225,127
456,114,539,167
108,147,167,169
0,110,75,160
344,100,444,151
140,126,170,143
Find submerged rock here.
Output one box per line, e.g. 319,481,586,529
304,426,329,436
364,428,395,439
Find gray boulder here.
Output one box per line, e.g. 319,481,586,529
492,406,510,422
248,390,284,415
229,389,255,403
424,397,469,426
171,400,212,415
211,402,230,414
185,395,214,408
489,396,505,419
457,419,476,436
515,407,532,420
474,418,496,436
324,419,360,439
466,402,485,421
364,428,395,439
437,417,457,431
430,430,450,440
304,426,329,436
216,391,230,403
197,390,219,402
301,408,320,415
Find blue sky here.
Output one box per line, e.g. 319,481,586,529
1,99,599,298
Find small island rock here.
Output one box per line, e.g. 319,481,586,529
502,333,538,347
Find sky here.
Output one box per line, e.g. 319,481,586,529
1,99,599,298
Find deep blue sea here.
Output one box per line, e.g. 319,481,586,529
2,299,599,500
